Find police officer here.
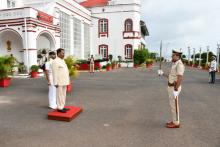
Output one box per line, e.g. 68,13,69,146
163,50,185,128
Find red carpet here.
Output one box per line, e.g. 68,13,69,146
48,106,83,122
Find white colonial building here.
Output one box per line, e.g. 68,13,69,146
0,0,92,70
0,0,148,70
79,0,148,60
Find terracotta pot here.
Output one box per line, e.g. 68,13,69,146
112,64,116,69
134,64,139,68
31,71,38,78
0,78,11,87
67,82,73,92
146,64,152,68
106,66,111,71
78,63,89,70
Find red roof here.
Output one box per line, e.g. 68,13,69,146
80,0,109,8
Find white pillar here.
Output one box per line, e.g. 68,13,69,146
70,15,74,55
23,18,30,73
90,24,93,56
81,21,85,59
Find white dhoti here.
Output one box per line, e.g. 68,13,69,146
48,84,57,109
167,86,181,125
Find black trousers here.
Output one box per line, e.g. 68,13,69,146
210,71,216,83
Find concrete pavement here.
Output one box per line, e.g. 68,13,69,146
0,64,220,147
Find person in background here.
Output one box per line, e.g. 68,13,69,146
209,56,217,84
45,51,57,109
89,55,95,73
52,48,70,113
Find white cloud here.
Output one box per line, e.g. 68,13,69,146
141,0,220,56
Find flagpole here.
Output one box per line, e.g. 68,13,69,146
159,40,162,70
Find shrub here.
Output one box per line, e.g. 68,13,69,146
133,49,149,65
65,56,79,78
146,59,154,64
30,65,39,72
0,55,15,79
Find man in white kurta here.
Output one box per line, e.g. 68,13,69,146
45,51,57,109
209,56,217,84
52,48,70,113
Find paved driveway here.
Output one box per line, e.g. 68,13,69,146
0,64,220,147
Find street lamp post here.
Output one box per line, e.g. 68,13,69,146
206,46,210,65
159,40,162,70
199,47,202,68
188,47,191,65
193,48,196,67
217,44,220,72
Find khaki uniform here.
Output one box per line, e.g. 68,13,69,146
167,59,185,125
52,57,70,110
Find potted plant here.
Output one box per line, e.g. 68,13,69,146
30,65,39,78
65,56,79,92
146,59,154,68
118,56,122,68
108,54,113,63
0,55,15,87
112,60,117,69
106,63,112,71
102,65,106,71
133,60,139,68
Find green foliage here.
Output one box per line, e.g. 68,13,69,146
182,54,186,59
30,65,39,72
0,55,15,79
146,58,154,64
149,52,157,59
102,65,106,69
108,54,113,62
106,63,111,67
65,56,79,78
133,49,149,65
117,56,122,63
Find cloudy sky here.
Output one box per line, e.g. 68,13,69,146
141,0,220,57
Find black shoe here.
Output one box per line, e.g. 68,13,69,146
57,109,67,113
63,108,70,111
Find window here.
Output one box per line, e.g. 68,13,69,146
73,17,82,58
125,44,133,59
7,0,16,8
124,19,133,31
99,45,108,59
60,11,70,55
84,23,90,58
7,0,10,8
98,19,108,37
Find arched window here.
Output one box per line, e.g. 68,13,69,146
125,44,133,59
124,19,133,32
98,19,108,37
99,45,108,59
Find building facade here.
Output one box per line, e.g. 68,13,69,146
0,0,148,70
80,0,148,61
0,0,91,69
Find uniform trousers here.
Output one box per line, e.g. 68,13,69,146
167,86,182,125
48,85,57,109
57,86,67,110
